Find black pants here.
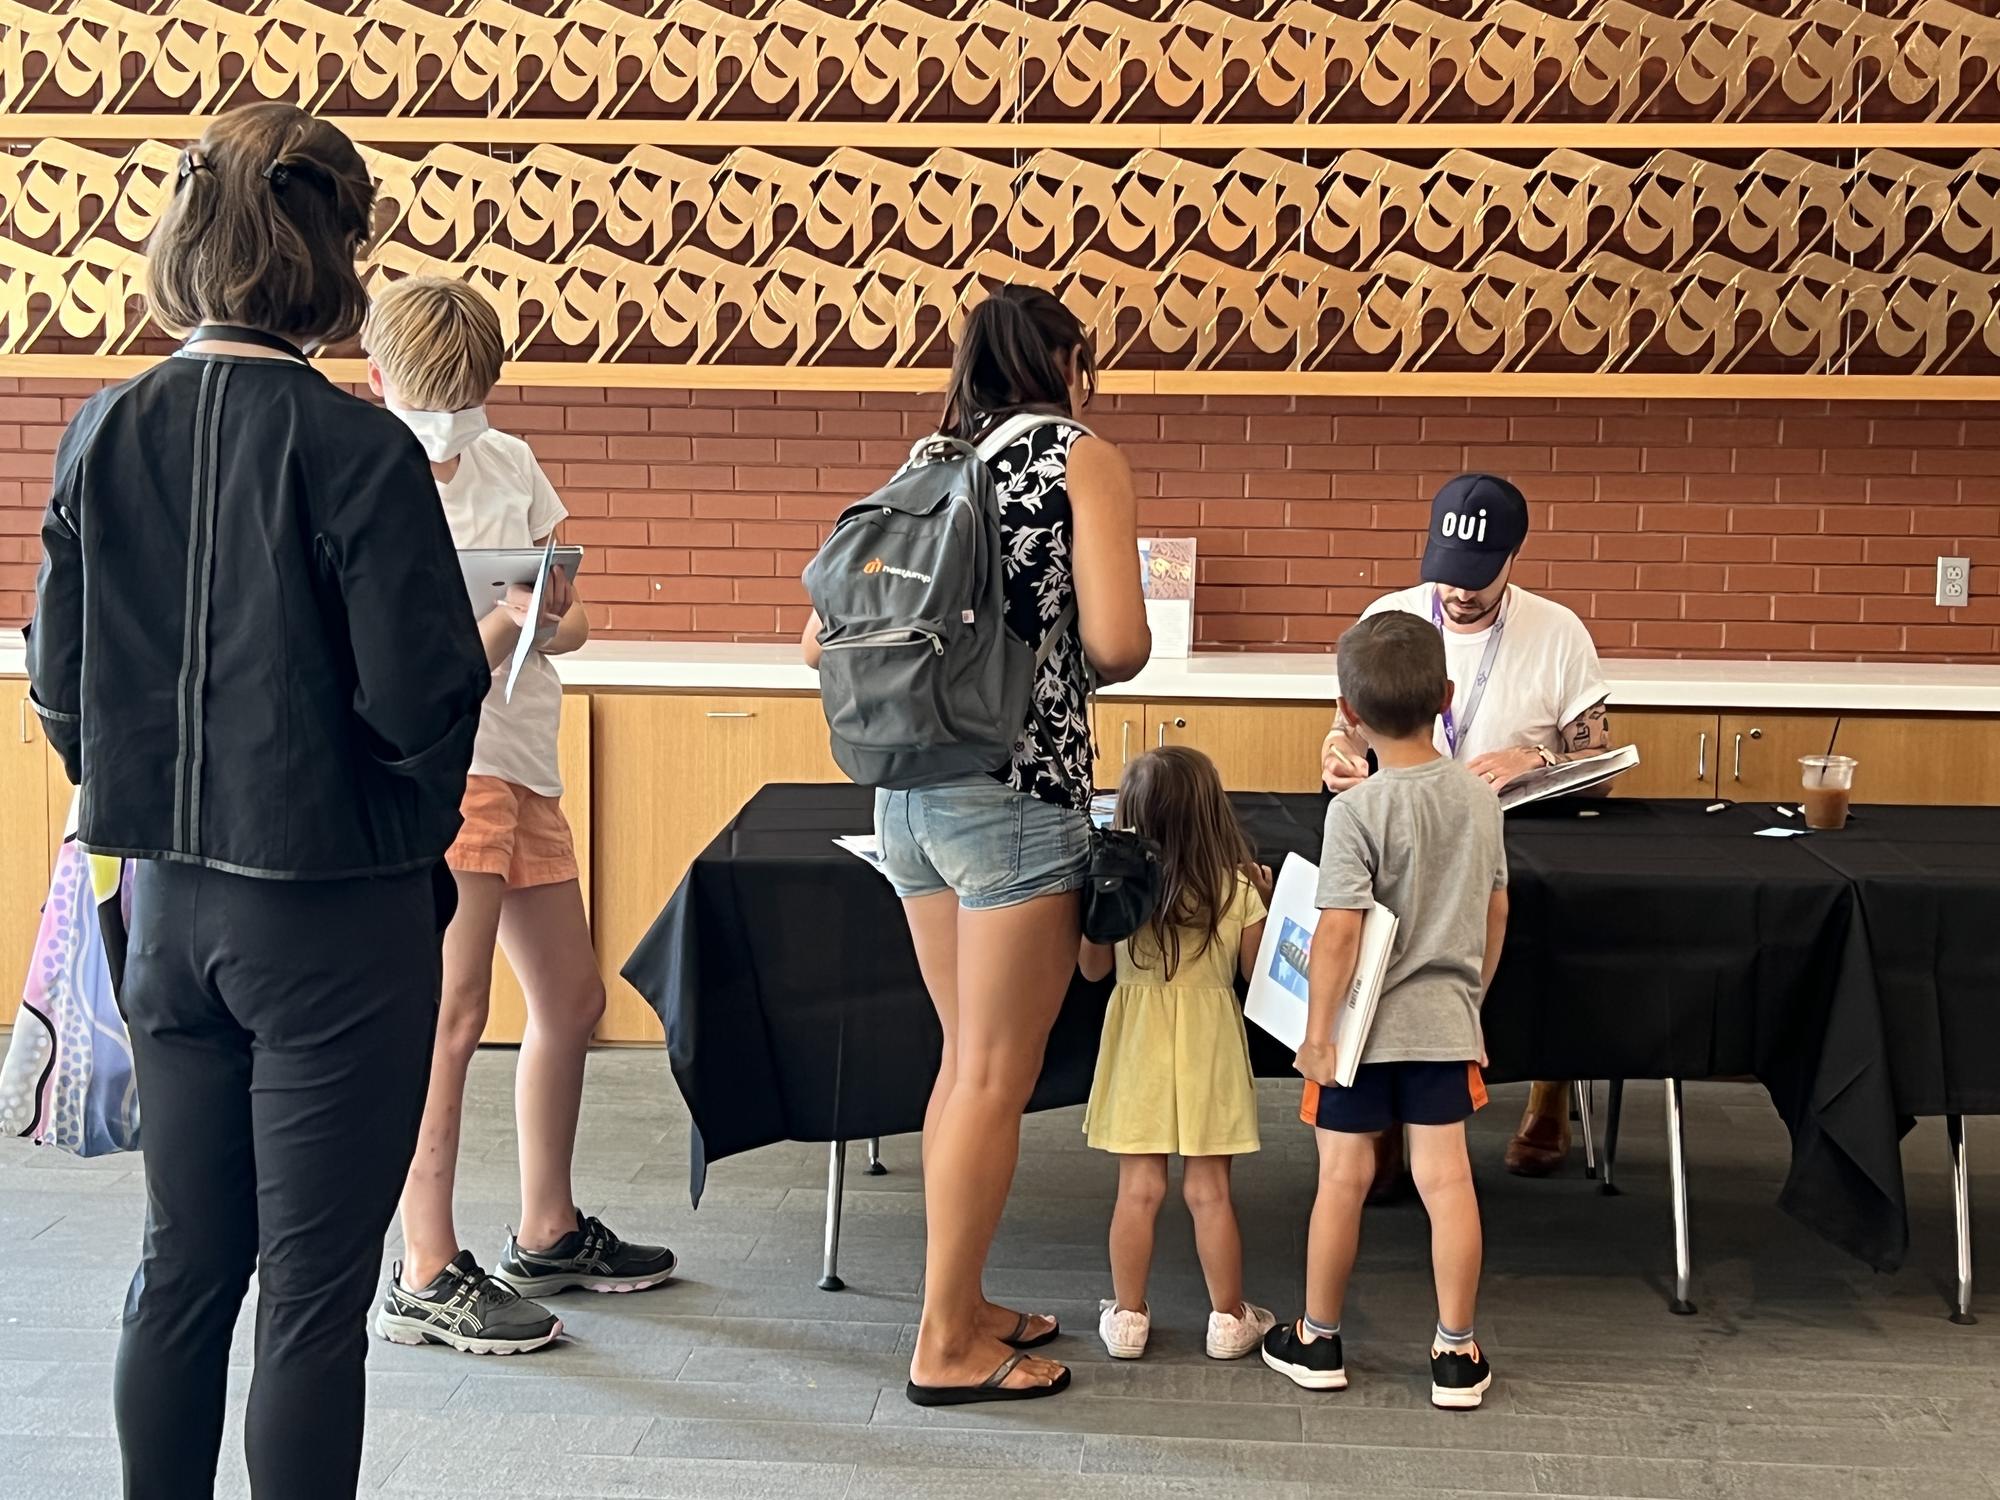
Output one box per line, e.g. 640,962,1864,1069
114,860,444,1500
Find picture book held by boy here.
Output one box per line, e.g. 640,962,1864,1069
1244,853,1398,1088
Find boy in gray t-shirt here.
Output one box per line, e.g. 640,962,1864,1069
1262,612,1509,1412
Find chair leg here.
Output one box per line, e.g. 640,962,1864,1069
1950,1115,1976,1326
1602,1080,1624,1197
866,1136,887,1176
818,1140,848,1291
1575,1080,1597,1180
1665,1079,1695,1315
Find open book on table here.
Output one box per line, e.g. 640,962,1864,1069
1243,853,1399,1089
1498,743,1640,811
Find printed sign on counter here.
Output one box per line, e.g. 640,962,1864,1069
1139,537,1196,659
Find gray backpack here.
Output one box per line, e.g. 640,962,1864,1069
804,412,1079,789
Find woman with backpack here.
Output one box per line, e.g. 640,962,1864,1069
803,286,1151,1405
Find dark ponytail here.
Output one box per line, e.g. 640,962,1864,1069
940,284,1096,440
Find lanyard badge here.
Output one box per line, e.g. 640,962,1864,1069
1430,587,1506,759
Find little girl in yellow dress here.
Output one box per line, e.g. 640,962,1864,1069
1081,745,1276,1361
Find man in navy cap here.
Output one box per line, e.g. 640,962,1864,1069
1322,473,1611,1179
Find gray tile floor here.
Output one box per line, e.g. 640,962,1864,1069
2,1052,1996,1498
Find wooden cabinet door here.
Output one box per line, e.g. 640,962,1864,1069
1609,709,1719,799
0,683,53,1026
1092,701,1146,790
1722,712,2000,807
480,693,594,1046
591,694,842,1042
1148,702,1335,793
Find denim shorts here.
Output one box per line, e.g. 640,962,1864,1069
874,777,1090,911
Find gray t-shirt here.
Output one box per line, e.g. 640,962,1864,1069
1315,758,1507,1064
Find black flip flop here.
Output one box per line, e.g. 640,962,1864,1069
906,1351,1072,1408
1000,1311,1060,1350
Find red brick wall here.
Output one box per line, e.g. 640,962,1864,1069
3,378,1995,661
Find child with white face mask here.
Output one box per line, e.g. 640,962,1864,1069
362,276,676,1356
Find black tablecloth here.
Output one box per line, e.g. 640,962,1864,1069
625,785,1999,1272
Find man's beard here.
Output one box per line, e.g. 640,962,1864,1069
1443,593,1500,626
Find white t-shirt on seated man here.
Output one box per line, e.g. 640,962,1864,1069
1320,472,1611,1184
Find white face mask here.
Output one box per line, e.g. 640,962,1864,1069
388,402,489,463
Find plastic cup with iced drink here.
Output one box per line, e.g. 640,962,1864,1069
1799,754,1858,830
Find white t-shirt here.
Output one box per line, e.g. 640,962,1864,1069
1357,584,1608,763
438,429,569,797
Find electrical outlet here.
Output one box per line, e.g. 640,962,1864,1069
1937,556,1971,607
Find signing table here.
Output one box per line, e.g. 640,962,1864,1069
624,784,2000,1303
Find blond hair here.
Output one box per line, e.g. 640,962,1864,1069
361,275,504,410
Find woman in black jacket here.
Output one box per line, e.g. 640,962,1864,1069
27,103,516,1499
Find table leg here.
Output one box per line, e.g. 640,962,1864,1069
819,1140,848,1292
1665,1079,1695,1315
866,1136,887,1176
1575,1080,1597,1180
1950,1115,1976,1326
1602,1080,1623,1197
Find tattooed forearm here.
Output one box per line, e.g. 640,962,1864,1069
1557,703,1611,761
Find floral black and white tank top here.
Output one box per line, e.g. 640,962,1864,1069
982,416,1093,812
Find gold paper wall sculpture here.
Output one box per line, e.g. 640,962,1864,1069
2,0,1999,393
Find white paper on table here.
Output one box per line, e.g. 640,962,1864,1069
1243,852,1399,1087
503,537,556,703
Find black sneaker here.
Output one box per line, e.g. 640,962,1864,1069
494,1212,676,1297
1260,1319,1347,1391
376,1252,562,1355
1430,1345,1493,1409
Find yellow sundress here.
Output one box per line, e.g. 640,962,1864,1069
1083,874,1267,1157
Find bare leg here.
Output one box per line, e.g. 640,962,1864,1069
902,891,1057,1347
908,890,1079,1392
498,879,605,1250
1182,1156,1246,1316
397,871,505,1288
1108,1155,1168,1312
1410,1122,1482,1348
1306,1129,1375,1329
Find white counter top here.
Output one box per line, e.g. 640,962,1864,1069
5,633,1996,713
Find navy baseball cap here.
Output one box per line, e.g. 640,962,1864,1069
1422,473,1529,590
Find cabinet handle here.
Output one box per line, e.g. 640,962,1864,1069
705,711,754,719
1155,715,1187,749
1120,720,1130,765
1732,732,1741,781
1696,730,1706,782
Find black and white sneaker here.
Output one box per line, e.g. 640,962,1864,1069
1260,1319,1348,1391
376,1252,562,1355
494,1212,676,1297
1430,1346,1493,1409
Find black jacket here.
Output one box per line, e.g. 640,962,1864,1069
28,350,490,879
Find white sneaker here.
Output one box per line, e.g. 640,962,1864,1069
1098,1299,1151,1359
1206,1301,1277,1360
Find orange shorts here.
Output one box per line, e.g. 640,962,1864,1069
446,776,578,888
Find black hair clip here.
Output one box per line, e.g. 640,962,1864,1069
261,159,291,189
175,151,210,187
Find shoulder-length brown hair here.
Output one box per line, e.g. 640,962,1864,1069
145,103,377,350
940,285,1097,440
1115,746,1254,982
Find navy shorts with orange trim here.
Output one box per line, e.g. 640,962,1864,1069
1301,1062,1487,1134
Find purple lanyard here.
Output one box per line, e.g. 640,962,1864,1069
1430,587,1506,759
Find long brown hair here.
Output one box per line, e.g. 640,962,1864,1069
1115,746,1254,981
145,103,377,349
940,285,1097,439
